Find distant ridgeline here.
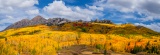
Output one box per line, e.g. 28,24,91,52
5,15,113,30
5,15,70,30
4,15,160,37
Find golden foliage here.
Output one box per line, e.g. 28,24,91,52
0,24,160,54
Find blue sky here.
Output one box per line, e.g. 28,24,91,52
0,0,160,32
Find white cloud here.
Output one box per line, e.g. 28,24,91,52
0,0,39,31
0,25,8,31
86,5,104,11
0,0,159,33
43,1,103,21
0,16,27,24
5,15,14,19
26,9,39,15
134,23,160,32
0,0,104,31
0,0,38,8
94,0,160,21
18,0,38,8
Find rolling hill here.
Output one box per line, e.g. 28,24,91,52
0,16,160,55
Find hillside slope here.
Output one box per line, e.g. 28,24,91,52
0,25,160,55
0,16,160,55
6,16,159,37
53,22,160,37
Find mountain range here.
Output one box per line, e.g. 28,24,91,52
5,15,113,30
5,15,70,30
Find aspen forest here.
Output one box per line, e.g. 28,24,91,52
0,22,160,55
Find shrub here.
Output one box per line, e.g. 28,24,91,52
96,44,104,50
29,30,41,35
131,45,143,54
76,32,81,45
81,28,87,32
150,46,158,53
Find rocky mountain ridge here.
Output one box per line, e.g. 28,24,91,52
5,15,113,30
5,15,71,30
